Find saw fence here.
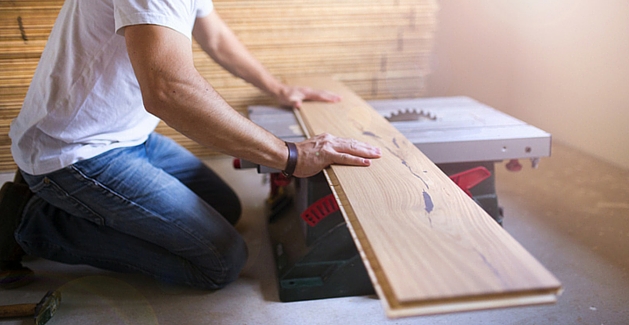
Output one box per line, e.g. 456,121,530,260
0,0,438,172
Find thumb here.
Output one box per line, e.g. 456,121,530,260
289,93,305,109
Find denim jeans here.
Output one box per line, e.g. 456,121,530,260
16,133,247,289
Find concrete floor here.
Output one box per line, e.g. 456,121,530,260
1,142,628,325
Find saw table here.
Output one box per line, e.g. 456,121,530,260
239,96,551,303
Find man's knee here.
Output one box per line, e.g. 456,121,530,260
198,235,248,290
221,236,248,285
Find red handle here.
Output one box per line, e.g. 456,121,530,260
300,194,339,227
449,166,491,197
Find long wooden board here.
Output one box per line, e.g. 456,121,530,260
288,76,562,317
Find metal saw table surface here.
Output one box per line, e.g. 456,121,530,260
244,96,552,303
248,96,551,166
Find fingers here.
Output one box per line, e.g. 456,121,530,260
302,88,341,104
294,133,381,178
336,138,382,159
333,152,372,167
317,133,381,163
279,86,341,109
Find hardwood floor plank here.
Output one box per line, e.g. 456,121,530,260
288,76,562,317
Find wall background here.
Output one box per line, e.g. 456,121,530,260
2,0,628,170
426,0,629,169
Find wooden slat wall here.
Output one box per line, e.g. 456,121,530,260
0,0,438,172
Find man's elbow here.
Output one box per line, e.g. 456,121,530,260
137,69,207,119
140,84,173,117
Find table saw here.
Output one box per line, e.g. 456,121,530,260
237,96,551,303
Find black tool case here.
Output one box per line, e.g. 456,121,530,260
268,172,375,302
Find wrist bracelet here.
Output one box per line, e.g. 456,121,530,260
282,141,298,177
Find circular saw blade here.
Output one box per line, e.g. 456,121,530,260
385,108,436,122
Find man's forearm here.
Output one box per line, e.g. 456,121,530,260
192,11,285,98
125,23,289,172
125,19,380,179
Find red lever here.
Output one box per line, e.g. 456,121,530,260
448,166,491,197
270,173,291,197
301,194,339,227
506,159,522,172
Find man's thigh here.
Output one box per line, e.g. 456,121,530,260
144,133,242,224
19,142,247,287
24,143,240,254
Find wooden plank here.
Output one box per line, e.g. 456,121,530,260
288,76,561,317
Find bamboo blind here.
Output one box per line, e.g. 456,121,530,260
0,0,438,172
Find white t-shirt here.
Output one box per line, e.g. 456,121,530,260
9,0,213,175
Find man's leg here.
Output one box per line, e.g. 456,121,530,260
144,133,242,225
17,136,247,289
0,172,34,288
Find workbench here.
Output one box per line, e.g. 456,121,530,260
240,96,552,303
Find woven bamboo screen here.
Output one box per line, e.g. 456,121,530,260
0,0,438,172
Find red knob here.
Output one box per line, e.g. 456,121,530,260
506,159,522,172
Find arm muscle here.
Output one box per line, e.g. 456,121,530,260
124,24,287,170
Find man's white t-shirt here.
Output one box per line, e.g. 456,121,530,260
9,0,213,175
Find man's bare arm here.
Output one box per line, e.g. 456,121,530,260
192,11,340,108
125,23,288,171
124,24,380,177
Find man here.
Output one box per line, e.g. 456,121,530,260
0,0,380,289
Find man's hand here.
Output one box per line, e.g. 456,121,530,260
277,85,341,109
292,133,381,178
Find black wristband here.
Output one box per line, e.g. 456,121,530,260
282,141,298,177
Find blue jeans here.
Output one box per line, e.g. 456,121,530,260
16,133,247,289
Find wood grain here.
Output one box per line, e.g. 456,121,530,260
0,0,437,172
289,76,562,317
